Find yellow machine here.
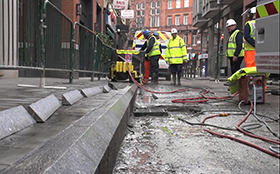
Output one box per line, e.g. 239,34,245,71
110,49,145,82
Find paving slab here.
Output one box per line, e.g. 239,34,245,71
0,77,137,174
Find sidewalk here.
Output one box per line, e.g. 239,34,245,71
0,77,137,173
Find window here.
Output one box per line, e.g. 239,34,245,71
184,0,189,7
167,16,172,26
183,34,188,46
155,16,160,27
140,18,144,28
175,15,180,25
141,10,145,16
136,18,139,28
176,0,181,8
150,1,155,15
150,16,155,27
192,34,196,46
156,1,160,8
183,14,189,25
136,3,140,16
141,3,145,16
151,2,155,8
168,0,172,9
156,8,160,15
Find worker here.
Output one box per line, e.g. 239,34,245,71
140,32,151,84
243,7,256,67
225,19,244,75
165,28,188,85
140,30,161,84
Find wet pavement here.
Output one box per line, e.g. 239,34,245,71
113,77,280,174
0,77,135,173
0,76,279,173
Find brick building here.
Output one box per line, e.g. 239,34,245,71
129,0,200,56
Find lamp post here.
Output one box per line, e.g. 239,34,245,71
215,0,221,83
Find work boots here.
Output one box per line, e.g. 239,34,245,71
177,72,181,85
151,73,158,84
171,73,176,85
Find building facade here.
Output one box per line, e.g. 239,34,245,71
192,0,257,78
0,0,126,78
129,0,200,56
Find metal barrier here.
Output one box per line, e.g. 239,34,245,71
0,0,113,86
184,59,198,78
95,36,113,74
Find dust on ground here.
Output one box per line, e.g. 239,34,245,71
113,83,279,174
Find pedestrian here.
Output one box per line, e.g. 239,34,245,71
165,28,188,85
140,30,161,84
225,19,244,75
243,7,256,67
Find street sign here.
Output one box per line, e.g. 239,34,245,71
121,10,134,19
125,54,132,62
113,0,129,10
198,54,208,59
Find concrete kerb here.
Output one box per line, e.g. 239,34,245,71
43,85,138,174
1,84,138,174
103,84,112,93
0,81,116,141
62,89,85,106
80,86,103,97
63,82,116,105
28,94,61,123
0,106,36,140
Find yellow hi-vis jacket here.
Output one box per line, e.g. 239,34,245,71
147,36,161,57
244,20,256,51
227,67,270,94
226,29,245,57
165,35,187,64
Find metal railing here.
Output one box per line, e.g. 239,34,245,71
1,0,113,86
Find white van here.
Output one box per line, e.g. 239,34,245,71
132,30,171,80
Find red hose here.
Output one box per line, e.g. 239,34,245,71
119,55,189,94
201,106,280,158
172,89,238,103
120,55,280,158
118,55,238,100
235,101,280,144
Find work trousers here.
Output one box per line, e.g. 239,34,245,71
143,60,150,82
149,55,160,74
229,56,244,75
169,64,183,73
244,50,256,67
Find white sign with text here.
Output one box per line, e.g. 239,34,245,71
121,10,134,19
113,0,129,10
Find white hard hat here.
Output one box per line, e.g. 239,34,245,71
249,7,256,14
171,28,178,34
226,19,237,27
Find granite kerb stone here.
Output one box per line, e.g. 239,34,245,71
62,89,84,106
0,84,138,174
80,86,103,98
43,84,138,173
0,106,36,140
28,94,61,123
